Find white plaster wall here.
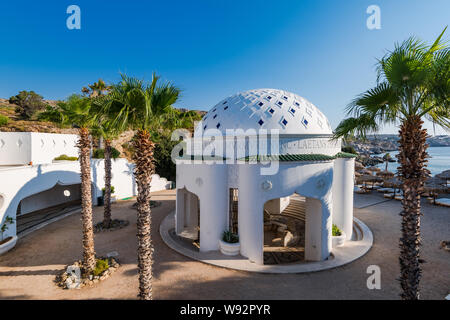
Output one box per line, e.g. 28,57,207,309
0,158,171,239
31,133,78,164
176,159,335,264
176,160,228,252
0,132,31,165
236,161,334,264
0,132,78,165
186,135,341,159
332,158,355,240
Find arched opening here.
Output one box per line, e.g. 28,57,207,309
16,183,82,234
176,188,200,250
263,193,306,265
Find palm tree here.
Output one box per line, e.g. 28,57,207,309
334,28,449,300
82,79,111,98
91,118,121,228
383,152,392,172
104,73,180,300
56,95,98,274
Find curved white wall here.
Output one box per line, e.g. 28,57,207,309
0,159,171,240
176,159,335,264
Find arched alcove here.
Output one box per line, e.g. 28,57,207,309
175,187,200,248
16,182,82,234
263,193,306,264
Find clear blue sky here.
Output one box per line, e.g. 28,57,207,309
0,0,449,134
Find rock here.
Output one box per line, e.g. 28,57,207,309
107,251,119,258
284,231,300,247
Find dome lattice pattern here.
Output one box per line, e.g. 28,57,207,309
194,89,332,137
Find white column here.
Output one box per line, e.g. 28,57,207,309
198,163,228,252
305,195,332,261
332,157,355,240
238,165,264,264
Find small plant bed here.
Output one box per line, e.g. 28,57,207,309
55,257,119,289
131,200,161,209
94,219,129,233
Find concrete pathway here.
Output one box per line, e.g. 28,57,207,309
0,190,448,300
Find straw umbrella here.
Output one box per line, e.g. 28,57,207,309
360,174,383,190
367,166,381,175
384,177,403,196
359,168,372,175
424,177,447,204
436,170,450,186
377,170,395,179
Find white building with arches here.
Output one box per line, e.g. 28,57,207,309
175,89,357,266
0,132,172,254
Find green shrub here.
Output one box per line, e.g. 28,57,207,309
93,258,109,276
54,154,78,161
332,224,342,236
341,145,358,155
92,147,120,159
38,105,63,123
102,186,115,195
9,90,48,119
0,115,8,126
222,230,239,243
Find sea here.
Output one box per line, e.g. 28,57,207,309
374,146,450,176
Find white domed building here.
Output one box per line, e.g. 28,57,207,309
174,89,357,266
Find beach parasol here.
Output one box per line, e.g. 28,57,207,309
359,174,383,189
359,168,372,175
424,176,447,204
367,166,381,174
377,170,395,179
384,177,403,196
436,170,450,186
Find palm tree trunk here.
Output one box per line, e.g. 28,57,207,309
397,116,429,300
103,139,112,228
78,127,96,274
132,129,155,300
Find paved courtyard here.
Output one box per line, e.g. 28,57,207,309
0,190,448,300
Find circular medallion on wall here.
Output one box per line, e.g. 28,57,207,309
261,180,272,191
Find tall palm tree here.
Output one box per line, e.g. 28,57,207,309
56,95,98,273
82,79,111,98
104,73,180,300
383,152,392,172
334,28,449,300
91,118,121,228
